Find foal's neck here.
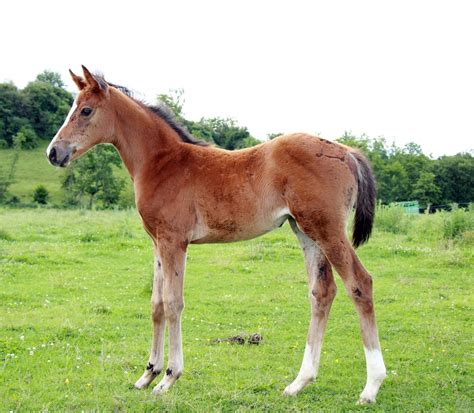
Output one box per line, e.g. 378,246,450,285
110,90,181,179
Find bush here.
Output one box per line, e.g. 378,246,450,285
6,195,20,205
375,204,411,234
33,185,49,204
441,204,474,240
13,126,40,149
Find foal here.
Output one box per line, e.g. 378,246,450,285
47,66,386,404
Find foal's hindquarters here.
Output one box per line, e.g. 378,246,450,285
273,137,387,403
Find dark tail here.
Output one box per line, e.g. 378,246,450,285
350,150,376,248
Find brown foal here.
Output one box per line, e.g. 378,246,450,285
47,66,386,404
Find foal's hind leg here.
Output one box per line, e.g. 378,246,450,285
317,234,387,404
135,252,166,389
284,219,337,396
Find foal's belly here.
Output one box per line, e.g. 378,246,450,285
190,207,290,244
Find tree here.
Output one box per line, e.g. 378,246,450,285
22,79,73,139
157,88,185,119
36,70,65,88
0,82,29,147
157,90,259,149
62,146,124,208
411,171,441,207
267,133,284,140
434,153,474,204
188,117,255,149
13,126,39,149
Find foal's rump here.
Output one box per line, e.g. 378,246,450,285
271,134,375,247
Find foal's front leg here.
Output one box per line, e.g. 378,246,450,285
135,252,166,389
152,240,187,395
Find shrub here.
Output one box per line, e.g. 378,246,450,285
33,185,49,204
375,204,411,234
442,204,474,240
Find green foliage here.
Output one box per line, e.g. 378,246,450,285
267,132,284,140
0,72,72,148
412,171,441,207
441,205,474,240
0,137,21,202
375,203,474,245
337,133,473,206
0,82,29,147
157,88,185,118
35,70,65,88
12,125,39,149
374,204,410,234
158,90,259,149
33,185,49,205
62,146,124,209
23,79,73,139
434,153,474,204
187,117,254,149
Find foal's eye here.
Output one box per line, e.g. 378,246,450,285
80,107,93,117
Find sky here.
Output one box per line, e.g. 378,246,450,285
1,0,473,157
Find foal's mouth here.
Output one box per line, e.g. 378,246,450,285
59,154,70,168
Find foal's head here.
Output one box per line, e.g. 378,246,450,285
46,66,115,167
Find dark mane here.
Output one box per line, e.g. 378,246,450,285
96,74,210,147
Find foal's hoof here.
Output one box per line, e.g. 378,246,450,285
151,370,181,395
283,384,300,397
134,369,160,389
357,396,376,405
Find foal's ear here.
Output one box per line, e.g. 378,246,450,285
69,69,86,90
81,65,109,95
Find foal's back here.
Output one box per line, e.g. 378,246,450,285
168,133,358,244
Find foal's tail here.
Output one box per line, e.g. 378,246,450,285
350,150,376,248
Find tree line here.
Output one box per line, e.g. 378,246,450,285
336,133,473,208
0,71,472,209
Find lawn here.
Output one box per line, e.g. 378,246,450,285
0,208,472,412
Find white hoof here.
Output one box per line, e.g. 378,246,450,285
283,375,314,397
283,384,299,397
151,369,181,395
134,369,160,389
357,395,376,405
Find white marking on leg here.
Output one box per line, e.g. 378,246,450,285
358,347,387,404
284,342,318,396
135,255,166,390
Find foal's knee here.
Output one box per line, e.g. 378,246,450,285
151,299,164,321
163,298,184,321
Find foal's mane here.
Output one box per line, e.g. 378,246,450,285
95,74,210,147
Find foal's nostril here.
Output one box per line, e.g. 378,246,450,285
49,147,57,163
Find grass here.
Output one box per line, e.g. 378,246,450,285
0,208,473,411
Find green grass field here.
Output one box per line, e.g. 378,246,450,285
0,208,472,411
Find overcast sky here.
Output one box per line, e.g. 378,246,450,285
1,0,472,157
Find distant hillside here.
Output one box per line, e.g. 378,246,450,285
0,144,133,205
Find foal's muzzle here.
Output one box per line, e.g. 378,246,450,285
47,140,73,167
